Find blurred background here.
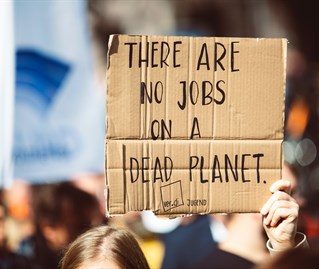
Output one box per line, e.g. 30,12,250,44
1,0,319,268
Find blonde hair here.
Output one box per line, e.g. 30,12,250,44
60,225,150,269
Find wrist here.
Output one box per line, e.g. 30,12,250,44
268,238,295,252
267,232,308,255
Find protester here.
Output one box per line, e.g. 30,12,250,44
196,179,307,268
195,214,268,269
111,211,166,269
0,196,32,269
161,215,222,269
17,182,105,269
60,225,150,269
269,0,319,248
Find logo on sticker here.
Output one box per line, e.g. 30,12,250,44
160,181,184,211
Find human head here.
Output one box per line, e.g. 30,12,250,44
32,182,104,251
60,225,150,269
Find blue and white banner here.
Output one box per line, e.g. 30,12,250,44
0,0,15,188
13,1,105,183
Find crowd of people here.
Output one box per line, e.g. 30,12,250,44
1,0,319,268
1,179,318,268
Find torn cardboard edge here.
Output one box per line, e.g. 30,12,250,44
106,35,286,141
105,35,286,217
105,139,282,216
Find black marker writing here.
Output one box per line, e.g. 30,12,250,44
177,80,225,110
125,41,182,68
189,153,264,183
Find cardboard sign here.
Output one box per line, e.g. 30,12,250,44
105,35,286,216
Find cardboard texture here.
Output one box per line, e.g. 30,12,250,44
106,35,286,216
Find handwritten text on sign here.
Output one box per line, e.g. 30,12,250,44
106,35,285,215
125,40,240,139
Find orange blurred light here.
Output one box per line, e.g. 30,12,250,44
287,99,310,139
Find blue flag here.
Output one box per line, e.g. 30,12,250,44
14,1,105,183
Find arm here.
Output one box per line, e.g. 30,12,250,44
260,180,308,254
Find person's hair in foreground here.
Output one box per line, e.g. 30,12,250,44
60,225,150,269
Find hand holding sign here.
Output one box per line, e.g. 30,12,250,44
261,180,299,251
